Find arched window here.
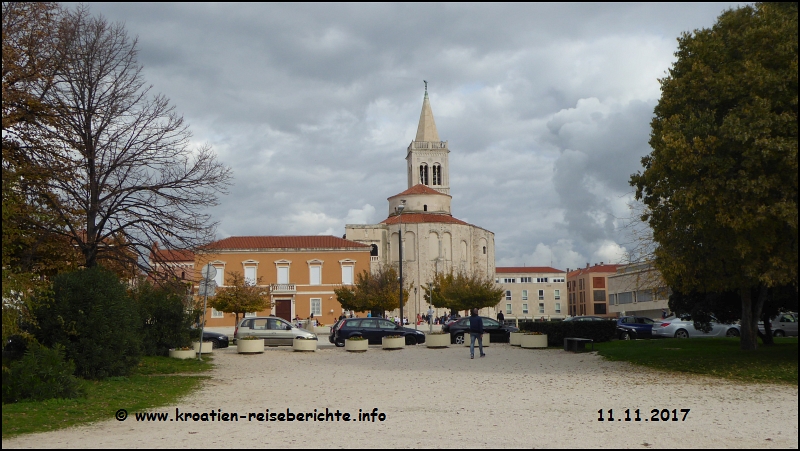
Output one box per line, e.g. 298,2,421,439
483,246,487,255
432,163,442,185
370,244,378,257
423,204,427,211
419,164,429,185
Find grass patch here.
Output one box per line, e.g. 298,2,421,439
2,355,213,438
595,338,798,385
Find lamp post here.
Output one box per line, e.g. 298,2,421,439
397,200,405,326
414,287,418,330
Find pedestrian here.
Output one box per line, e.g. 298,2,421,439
469,307,485,359
497,310,505,323
427,305,435,332
661,308,668,319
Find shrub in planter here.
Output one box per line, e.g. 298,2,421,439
34,267,142,379
133,282,195,357
2,343,86,403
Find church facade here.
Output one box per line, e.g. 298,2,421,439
345,88,495,319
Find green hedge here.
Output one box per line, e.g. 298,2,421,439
34,267,142,379
2,343,86,403
519,320,617,346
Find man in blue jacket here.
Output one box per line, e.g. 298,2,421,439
469,308,485,359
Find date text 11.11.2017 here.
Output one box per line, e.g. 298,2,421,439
597,409,690,422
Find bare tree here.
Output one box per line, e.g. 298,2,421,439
20,6,231,275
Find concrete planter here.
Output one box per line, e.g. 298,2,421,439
521,334,548,349
345,338,368,352
313,326,330,335
509,332,524,346
169,348,196,359
292,338,318,352
426,333,450,348
192,341,213,354
237,338,265,354
463,333,490,347
382,336,405,350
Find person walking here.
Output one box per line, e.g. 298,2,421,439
427,305,435,333
497,310,505,323
469,307,485,359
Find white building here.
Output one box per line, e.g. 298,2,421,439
345,87,495,320
495,267,567,323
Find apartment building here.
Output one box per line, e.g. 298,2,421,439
566,263,620,318
494,267,567,322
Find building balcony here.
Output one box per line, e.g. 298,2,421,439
270,284,296,294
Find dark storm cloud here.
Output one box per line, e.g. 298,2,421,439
79,2,742,268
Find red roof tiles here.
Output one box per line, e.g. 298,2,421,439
388,184,450,198
381,213,468,226
202,236,370,251
150,249,194,263
496,266,564,274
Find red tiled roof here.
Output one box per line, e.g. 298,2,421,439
202,236,371,251
381,213,468,226
150,249,194,263
568,264,621,277
496,266,564,274
388,184,451,199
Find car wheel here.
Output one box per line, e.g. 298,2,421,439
774,330,785,337
405,335,415,345
726,328,740,338
621,332,631,340
211,339,220,349
454,333,465,345
674,329,689,339
334,338,345,347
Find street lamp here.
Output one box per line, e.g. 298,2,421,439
396,200,405,326
414,287,418,330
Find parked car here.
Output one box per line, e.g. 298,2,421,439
330,317,426,346
651,315,740,338
616,316,656,340
758,312,798,337
563,316,608,322
202,330,230,349
235,317,317,346
446,316,519,344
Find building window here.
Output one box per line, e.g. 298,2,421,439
419,164,429,185
520,277,532,283
539,303,545,314
506,304,512,314
503,278,516,283
522,290,528,301
536,277,548,283
579,279,584,290
593,290,606,302
505,290,512,301
310,265,321,285
552,277,565,283
244,266,257,285
483,246,486,254
424,204,428,211
342,265,354,285
618,292,634,304
245,312,256,318
432,163,442,185
593,303,607,315
277,266,289,284
554,289,560,300
213,265,224,287
211,308,223,318
609,294,617,305
538,290,544,300
370,244,378,257
522,304,528,314
555,303,561,314
310,298,322,316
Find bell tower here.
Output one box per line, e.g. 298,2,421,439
406,82,450,195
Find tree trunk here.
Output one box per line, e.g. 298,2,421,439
740,287,757,350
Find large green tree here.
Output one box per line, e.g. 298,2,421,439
208,271,272,330
334,265,407,317
423,270,504,315
630,2,798,350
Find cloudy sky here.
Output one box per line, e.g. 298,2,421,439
84,2,741,270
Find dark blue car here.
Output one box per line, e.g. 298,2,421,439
617,316,656,340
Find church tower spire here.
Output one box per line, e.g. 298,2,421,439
407,82,450,195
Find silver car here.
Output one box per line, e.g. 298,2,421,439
652,315,741,338
758,313,798,337
235,317,317,346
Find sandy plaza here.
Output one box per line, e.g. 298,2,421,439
3,341,797,449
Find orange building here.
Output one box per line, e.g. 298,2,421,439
566,263,620,318
195,236,370,327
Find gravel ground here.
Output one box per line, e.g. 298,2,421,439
3,343,797,449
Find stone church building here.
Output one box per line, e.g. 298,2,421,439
345,88,495,318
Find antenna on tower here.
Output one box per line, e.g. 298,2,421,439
423,80,428,96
